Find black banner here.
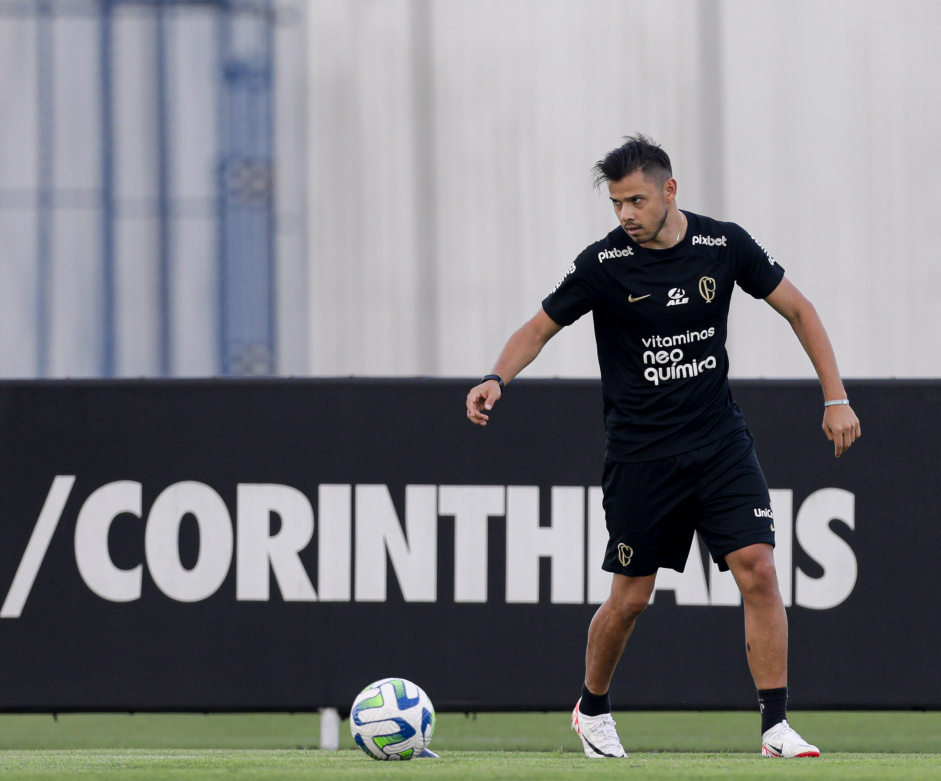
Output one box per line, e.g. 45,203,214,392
0,379,937,712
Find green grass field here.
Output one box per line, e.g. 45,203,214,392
0,711,939,780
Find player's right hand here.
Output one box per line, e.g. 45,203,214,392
466,381,502,426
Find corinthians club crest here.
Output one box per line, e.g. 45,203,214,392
699,276,716,303
617,543,634,567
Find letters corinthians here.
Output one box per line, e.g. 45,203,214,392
1,479,857,617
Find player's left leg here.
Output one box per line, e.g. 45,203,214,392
695,429,818,757
726,544,819,758
725,543,786,690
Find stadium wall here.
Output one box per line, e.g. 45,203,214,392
0,378,936,712
307,0,941,380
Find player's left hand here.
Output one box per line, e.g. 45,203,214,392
823,404,860,458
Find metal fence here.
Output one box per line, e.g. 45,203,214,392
0,0,305,377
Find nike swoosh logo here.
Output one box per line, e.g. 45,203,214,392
628,294,651,303
770,523,776,532
765,742,784,755
584,736,619,758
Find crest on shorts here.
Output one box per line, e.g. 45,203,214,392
699,276,716,303
617,543,634,567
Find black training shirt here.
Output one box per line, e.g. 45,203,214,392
542,211,784,462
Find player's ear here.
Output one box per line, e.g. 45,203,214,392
663,177,678,202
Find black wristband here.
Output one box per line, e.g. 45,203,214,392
481,374,504,390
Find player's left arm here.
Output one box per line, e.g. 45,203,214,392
765,276,861,458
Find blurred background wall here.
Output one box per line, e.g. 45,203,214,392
2,0,939,379
0,0,307,377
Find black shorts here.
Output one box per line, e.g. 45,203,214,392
601,428,775,577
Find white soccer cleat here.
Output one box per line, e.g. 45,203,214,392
571,699,628,758
761,719,820,758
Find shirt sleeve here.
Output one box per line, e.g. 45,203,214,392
732,224,785,299
541,249,605,326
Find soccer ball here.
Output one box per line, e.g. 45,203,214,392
350,678,436,760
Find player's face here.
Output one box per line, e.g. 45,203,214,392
608,170,676,246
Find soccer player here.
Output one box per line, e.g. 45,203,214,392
465,134,860,759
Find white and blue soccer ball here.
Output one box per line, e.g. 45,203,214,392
350,677,436,760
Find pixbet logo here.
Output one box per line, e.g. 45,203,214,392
597,247,633,262
691,235,727,247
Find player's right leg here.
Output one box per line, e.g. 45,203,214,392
572,455,695,758
584,573,657,696
571,698,627,758
572,573,656,758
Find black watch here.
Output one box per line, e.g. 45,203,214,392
480,374,504,390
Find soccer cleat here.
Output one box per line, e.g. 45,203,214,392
761,719,820,758
571,699,627,758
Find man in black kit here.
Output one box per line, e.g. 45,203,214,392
465,134,860,759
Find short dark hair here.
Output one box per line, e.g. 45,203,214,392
592,134,672,188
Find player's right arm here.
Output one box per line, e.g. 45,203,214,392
465,308,562,426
